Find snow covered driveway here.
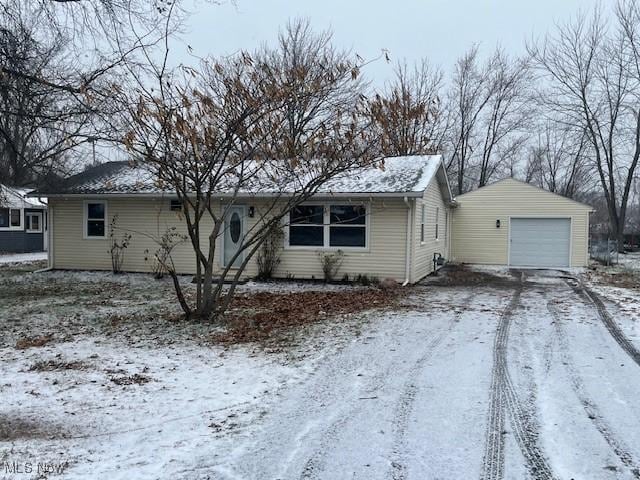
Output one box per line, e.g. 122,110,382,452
3,268,640,479
214,270,640,480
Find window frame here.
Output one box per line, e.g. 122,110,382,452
435,206,440,240
83,200,108,239
170,199,182,212
420,204,426,244
285,202,370,251
0,207,23,231
25,212,43,233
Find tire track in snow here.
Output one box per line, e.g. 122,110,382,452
481,275,556,480
298,295,459,480
547,297,640,479
388,291,476,480
564,278,640,368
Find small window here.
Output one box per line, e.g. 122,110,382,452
420,205,425,243
435,207,439,240
10,209,20,227
170,199,182,211
329,205,366,247
26,213,42,233
0,207,22,229
85,201,106,238
289,205,324,246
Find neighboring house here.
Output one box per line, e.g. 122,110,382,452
0,184,48,253
30,156,592,281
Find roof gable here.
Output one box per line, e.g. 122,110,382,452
455,178,593,210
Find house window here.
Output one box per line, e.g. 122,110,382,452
329,205,366,247
288,204,368,249
0,207,22,230
289,205,324,246
170,199,182,211
420,205,425,243
85,201,106,238
436,207,439,240
26,212,43,233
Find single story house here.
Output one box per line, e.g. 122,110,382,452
31,156,592,282
0,184,48,253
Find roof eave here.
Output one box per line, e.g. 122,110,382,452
36,191,426,199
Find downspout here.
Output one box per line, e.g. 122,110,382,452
403,196,413,286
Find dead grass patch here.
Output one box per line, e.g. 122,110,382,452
29,359,88,372
587,269,640,290
0,415,68,441
424,264,516,287
214,286,404,344
110,373,152,385
15,334,53,350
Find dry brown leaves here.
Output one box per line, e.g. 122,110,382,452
15,334,53,350
28,360,88,372
213,287,404,345
425,265,516,287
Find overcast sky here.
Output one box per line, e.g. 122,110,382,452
175,0,606,86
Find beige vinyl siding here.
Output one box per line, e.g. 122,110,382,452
451,178,591,267
51,198,202,273
274,199,408,282
410,176,451,282
51,197,411,281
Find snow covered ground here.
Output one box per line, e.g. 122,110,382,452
616,251,640,271
2,266,640,479
0,252,47,265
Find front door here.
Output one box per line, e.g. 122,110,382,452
223,206,245,268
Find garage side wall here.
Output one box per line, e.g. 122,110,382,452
450,179,591,267
411,176,450,282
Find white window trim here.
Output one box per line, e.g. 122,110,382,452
0,207,23,231
25,212,43,233
83,200,108,239
435,206,440,241
284,202,370,252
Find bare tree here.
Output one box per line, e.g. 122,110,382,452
525,121,594,199
0,0,189,187
475,49,531,187
122,21,378,320
447,46,493,194
446,46,531,193
369,60,446,156
529,0,640,249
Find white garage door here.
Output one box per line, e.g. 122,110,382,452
509,218,571,268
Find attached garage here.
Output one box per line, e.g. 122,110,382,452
450,179,592,268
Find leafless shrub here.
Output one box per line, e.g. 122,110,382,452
109,215,132,274
256,226,284,280
318,250,344,282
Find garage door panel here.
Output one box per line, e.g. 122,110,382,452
510,218,570,267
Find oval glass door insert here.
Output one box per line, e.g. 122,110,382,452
230,212,241,243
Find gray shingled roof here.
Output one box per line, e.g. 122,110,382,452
33,155,449,198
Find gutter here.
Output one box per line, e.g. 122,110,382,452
402,196,413,286
28,191,426,200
